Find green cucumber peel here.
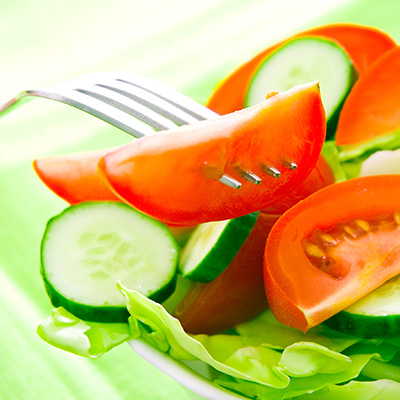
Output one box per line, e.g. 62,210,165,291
40,201,179,322
245,36,357,139
179,212,258,282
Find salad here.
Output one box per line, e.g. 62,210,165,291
34,23,400,399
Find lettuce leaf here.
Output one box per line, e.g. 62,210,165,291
121,283,290,387
215,354,372,400
218,377,400,400
296,379,400,400
36,285,400,399
322,141,348,182
345,340,400,363
323,129,400,180
119,284,390,397
234,308,359,352
35,285,400,397
36,307,131,358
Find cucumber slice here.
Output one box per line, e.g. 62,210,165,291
325,274,400,339
179,212,258,282
40,201,179,322
245,37,357,138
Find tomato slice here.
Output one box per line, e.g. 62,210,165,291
262,154,335,215
207,23,396,116
305,24,396,75
33,87,329,225
33,149,121,204
336,47,400,146
98,82,325,226
174,213,278,334
264,175,400,332
174,156,334,334
33,119,332,220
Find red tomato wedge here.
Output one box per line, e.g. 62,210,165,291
32,137,334,218
174,158,334,334
264,175,400,333
98,82,325,226
174,157,334,335
32,91,330,218
33,149,120,204
207,23,396,115
336,46,400,146
305,24,396,75
174,213,278,334
33,148,196,242
262,154,335,215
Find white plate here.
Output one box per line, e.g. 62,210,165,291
129,338,248,400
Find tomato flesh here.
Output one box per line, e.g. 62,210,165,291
303,213,400,280
99,82,325,226
264,175,400,332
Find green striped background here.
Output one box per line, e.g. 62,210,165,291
1,0,400,398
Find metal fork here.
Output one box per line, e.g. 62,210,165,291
0,72,292,188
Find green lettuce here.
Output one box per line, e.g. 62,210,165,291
215,353,372,399
36,284,400,399
219,377,400,400
37,307,131,358
296,379,400,400
321,141,347,182
119,284,400,398
322,128,400,180
234,308,359,352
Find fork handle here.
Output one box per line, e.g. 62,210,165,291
0,89,149,138
0,92,33,116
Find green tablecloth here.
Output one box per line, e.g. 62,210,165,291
1,0,400,398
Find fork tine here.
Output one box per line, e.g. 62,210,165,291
0,72,273,190
96,81,200,126
113,73,219,121
32,87,157,138
75,85,179,132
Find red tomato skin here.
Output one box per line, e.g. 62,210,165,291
33,136,333,222
207,23,396,116
33,149,120,204
264,175,400,332
336,47,400,146
305,23,396,75
174,156,334,334
99,82,326,226
262,154,335,215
